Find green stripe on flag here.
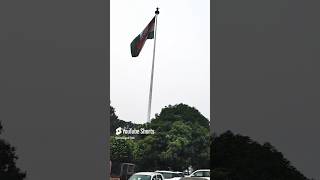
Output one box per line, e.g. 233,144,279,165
130,16,156,57
130,35,141,57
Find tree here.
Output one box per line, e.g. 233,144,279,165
134,104,210,171
211,131,310,180
110,136,135,163
110,105,137,136
133,121,193,171
110,105,119,135
110,103,210,171
0,121,26,180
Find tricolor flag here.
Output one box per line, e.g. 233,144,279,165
130,16,156,57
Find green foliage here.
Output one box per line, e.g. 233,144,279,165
110,136,135,163
151,104,209,130
110,106,137,136
110,106,119,135
110,103,210,172
0,121,26,180
211,131,310,180
135,104,210,171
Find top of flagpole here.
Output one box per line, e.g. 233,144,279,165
155,7,160,15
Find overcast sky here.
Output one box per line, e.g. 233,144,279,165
110,0,210,124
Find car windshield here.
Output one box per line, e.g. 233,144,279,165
174,173,184,177
203,171,210,177
193,171,210,177
158,172,174,179
129,175,151,180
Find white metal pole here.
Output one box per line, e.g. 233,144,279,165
147,8,159,123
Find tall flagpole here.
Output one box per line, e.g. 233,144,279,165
147,7,160,123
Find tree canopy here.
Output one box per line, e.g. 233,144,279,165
110,106,137,136
0,121,26,180
110,103,210,172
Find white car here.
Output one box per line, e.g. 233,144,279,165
188,169,210,180
155,171,184,180
172,172,184,180
129,172,165,180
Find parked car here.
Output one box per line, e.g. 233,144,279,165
129,172,165,180
172,171,184,180
183,170,190,176
110,161,135,180
188,169,210,180
155,171,184,180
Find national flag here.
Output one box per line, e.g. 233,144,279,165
130,16,155,57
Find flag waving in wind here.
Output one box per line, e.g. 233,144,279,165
130,8,159,122
130,16,156,57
